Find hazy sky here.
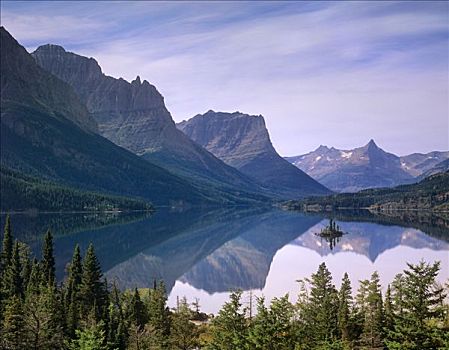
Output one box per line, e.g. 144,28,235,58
2,1,448,156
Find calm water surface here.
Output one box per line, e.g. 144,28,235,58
2,208,448,314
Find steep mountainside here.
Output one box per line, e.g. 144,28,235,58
0,27,207,206
32,45,270,201
400,151,449,177
286,140,415,192
177,111,331,198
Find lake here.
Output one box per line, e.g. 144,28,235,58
2,207,448,314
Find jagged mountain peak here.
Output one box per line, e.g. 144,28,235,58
286,140,414,192
32,44,276,203
1,27,97,133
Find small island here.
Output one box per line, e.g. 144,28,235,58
315,219,345,250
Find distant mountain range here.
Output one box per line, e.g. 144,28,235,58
1,25,446,210
286,140,448,192
177,111,330,198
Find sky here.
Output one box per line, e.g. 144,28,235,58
2,1,448,156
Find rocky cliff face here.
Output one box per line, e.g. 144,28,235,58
286,140,416,192
32,44,177,154
1,26,206,206
177,111,331,198
32,45,270,202
1,29,97,133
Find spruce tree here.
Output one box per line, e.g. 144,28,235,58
248,295,295,349
360,271,384,349
1,214,13,273
337,273,353,343
386,261,447,349
106,282,127,350
146,280,171,346
42,229,56,286
80,243,108,321
384,285,395,335
248,297,271,348
129,288,147,329
24,285,65,350
303,263,339,345
3,241,24,299
0,295,26,350
208,290,248,350
68,323,107,350
65,244,83,337
170,297,199,350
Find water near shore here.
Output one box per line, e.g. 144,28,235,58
2,207,448,314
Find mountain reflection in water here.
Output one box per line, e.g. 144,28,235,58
2,208,448,313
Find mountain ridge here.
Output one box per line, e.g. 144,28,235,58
32,45,273,202
177,110,331,198
285,140,447,192
1,26,211,206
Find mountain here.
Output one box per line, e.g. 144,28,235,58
177,110,331,198
285,140,415,192
0,26,208,206
32,45,270,203
283,171,449,212
399,151,449,177
418,158,449,180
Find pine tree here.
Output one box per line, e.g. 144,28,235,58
384,285,395,335
65,244,83,337
248,297,271,348
126,323,158,350
248,295,294,349
146,281,171,347
386,261,447,349
337,273,353,343
170,297,199,350
303,263,339,345
129,288,147,329
1,214,13,274
80,243,108,321
20,243,32,290
26,259,42,296
106,282,127,350
0,295,26,350
42,229,56,286
208,290,248,350
68,323,108,350
24,285,65,350
360,271,384,349
3,241,24,299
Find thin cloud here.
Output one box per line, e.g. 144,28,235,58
1,1,447,155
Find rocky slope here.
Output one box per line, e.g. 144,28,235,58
32,45,270,202
285,140,416,192
400,151,449,177
418,158,449,180
1,26,207,206
177,111,331,198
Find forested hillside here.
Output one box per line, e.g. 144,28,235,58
0,167,152,212
283,171,449,212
